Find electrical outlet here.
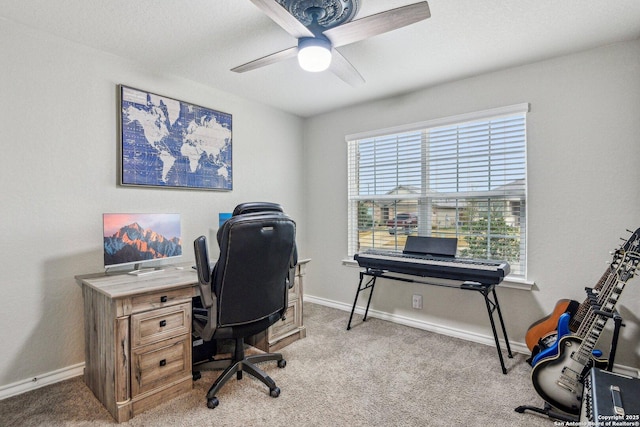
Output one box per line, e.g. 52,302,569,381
412,294,423,309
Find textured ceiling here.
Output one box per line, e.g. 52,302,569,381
2,0,640,117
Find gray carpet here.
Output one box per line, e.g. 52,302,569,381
0,303,555,426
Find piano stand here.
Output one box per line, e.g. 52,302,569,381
346,268,513,374
347,271,378,329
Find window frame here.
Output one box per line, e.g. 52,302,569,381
346,104,529,279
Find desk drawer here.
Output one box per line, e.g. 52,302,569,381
131,287,193,313
131,334,191,397
131,303,191,348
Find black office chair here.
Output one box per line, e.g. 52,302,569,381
192,205,296,409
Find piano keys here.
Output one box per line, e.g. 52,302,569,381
354,249,510,285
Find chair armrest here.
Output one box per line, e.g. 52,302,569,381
287,267,295,289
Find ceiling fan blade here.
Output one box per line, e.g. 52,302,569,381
231,46,298,73
250,0,314,39
323,1,431,48
330,49,365,87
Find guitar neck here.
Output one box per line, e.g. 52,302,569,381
569,269,611,331
575,254,636,359
570,240,634,332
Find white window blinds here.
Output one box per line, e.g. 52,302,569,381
347,104,528,278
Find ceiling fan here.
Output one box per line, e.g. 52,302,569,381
232,0,431,86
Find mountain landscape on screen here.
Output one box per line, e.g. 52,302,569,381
104,222,182,265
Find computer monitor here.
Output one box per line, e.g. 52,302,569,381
103,213,182,274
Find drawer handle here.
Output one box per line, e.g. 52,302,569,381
159,359,166,367
159,320,167,327
160,296,168,303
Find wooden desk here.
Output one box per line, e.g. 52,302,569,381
76,267,198,423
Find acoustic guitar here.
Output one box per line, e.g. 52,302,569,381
524,299,579,351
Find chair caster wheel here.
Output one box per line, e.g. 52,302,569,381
192,371,201,381
270,387,280,398
207,397,219,409
278,359,286,368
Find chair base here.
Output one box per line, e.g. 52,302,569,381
195,337,286,408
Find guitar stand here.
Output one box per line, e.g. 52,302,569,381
584,287,625,372
346,268,513,374
514,402,579,423
515,287,625,421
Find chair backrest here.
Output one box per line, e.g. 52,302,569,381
214,212,296,328
232,201,283,216
227,202,298,268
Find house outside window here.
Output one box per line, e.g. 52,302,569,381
347,104,529,278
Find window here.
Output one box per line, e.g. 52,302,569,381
347,104,528,278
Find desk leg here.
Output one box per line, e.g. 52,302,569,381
347,272,377,330
114,317,131,405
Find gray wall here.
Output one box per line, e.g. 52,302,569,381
0,20,306,387
303,38,640,369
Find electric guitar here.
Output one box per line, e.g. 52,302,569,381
525,231,639,357
529,264,622,366
530,228,640,414
529,308,607,367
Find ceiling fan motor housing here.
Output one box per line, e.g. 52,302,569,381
277,0,360,29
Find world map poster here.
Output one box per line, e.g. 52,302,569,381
119,85,232,190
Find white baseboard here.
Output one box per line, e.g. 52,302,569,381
304,295,640,377
0,362,84,400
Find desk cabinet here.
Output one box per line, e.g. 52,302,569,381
76,269,198,423
248,259,309,352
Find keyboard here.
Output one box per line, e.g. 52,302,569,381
354,250,510,285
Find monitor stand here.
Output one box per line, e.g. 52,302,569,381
128,264,164,276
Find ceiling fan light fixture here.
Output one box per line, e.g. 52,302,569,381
297,37,332,72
